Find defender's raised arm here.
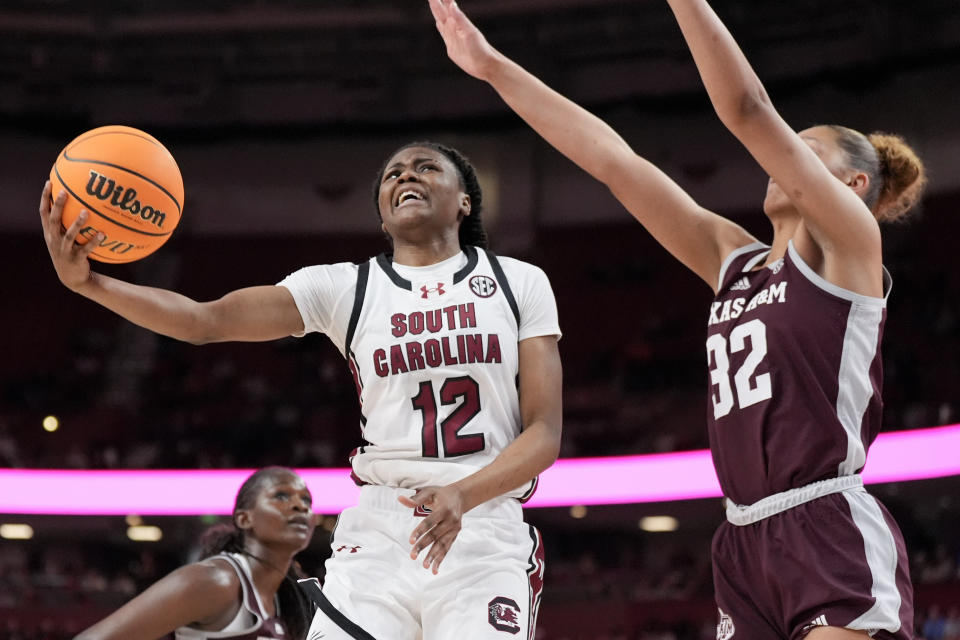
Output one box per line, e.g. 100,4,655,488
664,0,886,295
429,0,755,291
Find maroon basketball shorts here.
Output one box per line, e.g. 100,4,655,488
711,477,914,640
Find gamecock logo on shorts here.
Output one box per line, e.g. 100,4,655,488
716,608,735,640
487,596,522,634
469,275,498,298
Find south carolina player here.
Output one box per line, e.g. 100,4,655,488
74,467,316,640
429,0,925,638
292,141,559,640
40,140,561,640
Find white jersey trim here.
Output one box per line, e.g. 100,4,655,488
741,249,770,272
843,491,904,633
787,240,891,307
836,302,883,476
725,475,864,526
782,239,887,476
716,242,768,291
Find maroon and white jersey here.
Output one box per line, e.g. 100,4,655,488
706,240,890,506
175,553,288,640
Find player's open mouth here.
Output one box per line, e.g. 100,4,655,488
396,189,426,208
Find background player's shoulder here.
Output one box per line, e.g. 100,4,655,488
147,556,242,613
188,555,243,592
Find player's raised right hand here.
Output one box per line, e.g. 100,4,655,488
428,0,501,82
39,181,101,292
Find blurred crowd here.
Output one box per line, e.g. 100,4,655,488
920,605,960,640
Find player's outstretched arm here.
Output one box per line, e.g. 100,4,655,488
73,560,242,640
428,0,755,290
665,0,882,283
399,334,562,573
40,181,304,344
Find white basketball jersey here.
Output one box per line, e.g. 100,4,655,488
279,246,560,499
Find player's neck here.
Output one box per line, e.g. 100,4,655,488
243,548,292,597
764,213,800,267
392,237,463,267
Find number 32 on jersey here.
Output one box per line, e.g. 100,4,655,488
707,319,772,419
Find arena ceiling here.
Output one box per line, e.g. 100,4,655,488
1,0,959,130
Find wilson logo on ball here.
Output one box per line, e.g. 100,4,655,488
50,124,184,264
85,170,168,229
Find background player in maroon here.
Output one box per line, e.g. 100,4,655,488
429,0,927,637
74,467,316,640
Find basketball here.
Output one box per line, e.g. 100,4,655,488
49,125,184,263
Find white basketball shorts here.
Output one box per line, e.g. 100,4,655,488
306,485,545,640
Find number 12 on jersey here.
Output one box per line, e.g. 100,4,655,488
412,376,486,457
707,319,772,419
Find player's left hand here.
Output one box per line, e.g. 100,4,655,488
398,485,465,574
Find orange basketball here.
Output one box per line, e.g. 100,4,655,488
49,125,184,263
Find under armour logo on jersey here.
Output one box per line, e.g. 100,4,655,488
488,596,522,634
469,274,498,298
336,545,361,553
730,276,751,291
768,258,784,274
420,282,446,298
716,608,735,640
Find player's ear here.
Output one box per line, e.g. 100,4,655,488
845,171,870,197
235,510,253,531
459,194,471,219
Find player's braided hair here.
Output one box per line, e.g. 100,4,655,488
373,140,489,249
199,467,312,640
825,125,927,223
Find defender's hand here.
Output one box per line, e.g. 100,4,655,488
399,485,466,574
39,181,101,291
428,0,501,81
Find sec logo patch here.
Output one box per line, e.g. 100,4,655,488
470,275,498,298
